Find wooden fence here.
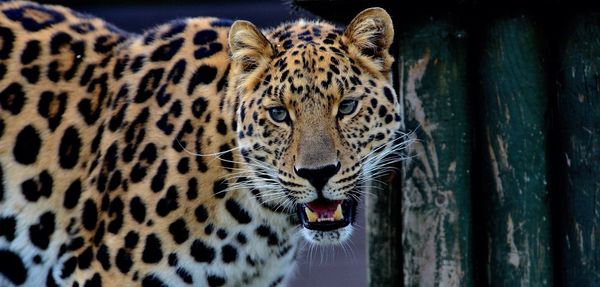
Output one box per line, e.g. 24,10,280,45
294,1,600,286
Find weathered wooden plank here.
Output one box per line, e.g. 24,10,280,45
556,15,600,287
367,18,473,287
366,170,403,286
478,16,553,287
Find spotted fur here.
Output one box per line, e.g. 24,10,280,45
0,1,401,286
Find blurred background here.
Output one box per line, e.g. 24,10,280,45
39,1,367,286
44,1,317,32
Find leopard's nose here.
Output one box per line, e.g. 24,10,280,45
294,162,341,192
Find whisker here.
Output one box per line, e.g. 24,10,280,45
176,138,244,157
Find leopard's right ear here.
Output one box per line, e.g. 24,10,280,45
342,8,394,76
229,20,274,75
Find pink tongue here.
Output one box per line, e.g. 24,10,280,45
306,200,342,217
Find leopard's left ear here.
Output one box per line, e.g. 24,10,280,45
229,20,274,75
343,8,394,75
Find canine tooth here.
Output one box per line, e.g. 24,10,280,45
333,204,344,220
305,207,318,222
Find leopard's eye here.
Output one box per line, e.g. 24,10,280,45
338,99,358,116
267,107,288,123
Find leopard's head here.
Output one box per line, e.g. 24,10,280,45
229,8,402,245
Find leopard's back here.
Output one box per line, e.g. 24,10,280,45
0,2,128,286
0,1,300,286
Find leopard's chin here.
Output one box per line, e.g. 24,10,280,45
296,198,357,245
300,225,354,245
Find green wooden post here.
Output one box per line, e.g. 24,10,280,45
369,18,473,287
557,15,600,287
366,169,403,286
478,16,553,286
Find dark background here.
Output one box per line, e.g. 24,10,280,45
43,0,320,30
38,1,367,286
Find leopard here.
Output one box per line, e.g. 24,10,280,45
0,1,402,286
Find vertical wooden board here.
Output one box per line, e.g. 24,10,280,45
479,17,553,287
557,15,600,287
367,171,403,286
379,18,471,287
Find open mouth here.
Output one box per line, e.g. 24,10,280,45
297,198,356,231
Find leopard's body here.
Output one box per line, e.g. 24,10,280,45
0,1,401,286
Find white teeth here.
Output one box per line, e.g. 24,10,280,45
304,203,345,223
333,204,344,220
318,218,333,222
305,207,318,222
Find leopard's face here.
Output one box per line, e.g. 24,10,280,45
230,8,400,245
